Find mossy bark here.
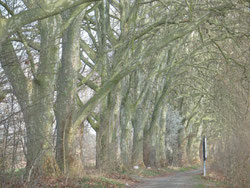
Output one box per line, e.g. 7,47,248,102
131,109,146,167
157,105,167,167
54,8,85,176
96,89,121,171
0,16,60,178
120,79,132,167
144,81,169,167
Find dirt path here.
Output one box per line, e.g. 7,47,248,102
134,169,215,188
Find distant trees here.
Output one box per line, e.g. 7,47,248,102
0,0,249,186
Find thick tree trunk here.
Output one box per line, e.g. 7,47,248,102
143,109,162,167
176,127,188,166
0,16,60,178
120,80,132,167
96,99,111,170
144,81,169,167
157,105,167,167
55,8,85,176
186,131,197,164
96,90,121,171
120,119,131,167
109,91,122,168
25,16,60,178
131,109,146,167
120,110,132,168
24,103,55,178
186,125,202,164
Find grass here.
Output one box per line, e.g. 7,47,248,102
167,165,199,172
2,167,25,178
194,174,229,188
1,165,206,187
1,169,127,188
13,168,25,177
196,184,206,188
139,168,162,177
123,166,179,178
81,176,125,187
119,165,200,179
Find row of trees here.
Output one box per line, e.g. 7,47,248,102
0,0,249,186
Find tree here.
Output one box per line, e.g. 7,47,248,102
0,1,248,185
0,0,98,177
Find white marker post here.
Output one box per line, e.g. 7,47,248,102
203,136,207,176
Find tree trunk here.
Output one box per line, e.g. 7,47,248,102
24,101,55,178
131,108,147,167
96,98,111,170
0,16,60,178
109,90,122,168
157,104,167,167
176,127,188,166
55,8,85,176
144,109,162,167
120,113,131,167
25,16,60,178
120,79,132,167
144,81,169,167
96,89,121,171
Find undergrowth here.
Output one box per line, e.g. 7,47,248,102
1,165,202,187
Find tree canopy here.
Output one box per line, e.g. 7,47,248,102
0,0,249,187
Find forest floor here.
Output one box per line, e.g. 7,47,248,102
2,166,229,187
78,166,229,188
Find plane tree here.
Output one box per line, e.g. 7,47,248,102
0,0,99,177
0,0,245,181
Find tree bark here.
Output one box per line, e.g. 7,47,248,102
0,16,60,178
120,78,132,167
54,7,86,176
144,80,169,167
96,88,121,171
96,98,111,170
131,109,146,167
157,104,167,167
